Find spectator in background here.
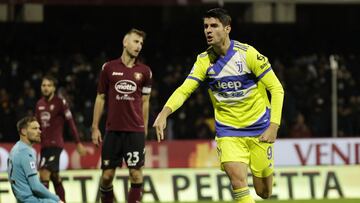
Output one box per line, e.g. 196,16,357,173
35,75,87,202
289,112,312,138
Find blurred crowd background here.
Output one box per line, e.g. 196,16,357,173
1,3,360,142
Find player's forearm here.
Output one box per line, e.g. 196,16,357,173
261,71,284,125
164,79,199,112
142,96,150,135
68,118,80,143
91,94,105,129
28,175,60,201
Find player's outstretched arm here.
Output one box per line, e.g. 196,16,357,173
153,78,200,142
153,106,172,142
91,93,105,147
28,175,60,202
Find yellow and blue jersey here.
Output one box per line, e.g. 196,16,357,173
165,40,284,137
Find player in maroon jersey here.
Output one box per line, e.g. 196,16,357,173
91,28,152,203
35,75,87,202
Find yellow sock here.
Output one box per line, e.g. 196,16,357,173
233,187,255,203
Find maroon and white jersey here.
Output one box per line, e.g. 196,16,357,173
97,58,152,132
35,96,80,148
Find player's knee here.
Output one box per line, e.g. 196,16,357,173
256,190,272,199
39,169,51,180
129,169,143,183
229,178,247,189
101,171,115,185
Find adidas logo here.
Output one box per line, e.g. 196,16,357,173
208,69,215,74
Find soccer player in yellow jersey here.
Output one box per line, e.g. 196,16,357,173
153,8,284,203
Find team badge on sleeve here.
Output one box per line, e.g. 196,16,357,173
30,161,36,169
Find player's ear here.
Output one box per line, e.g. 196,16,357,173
123,34,129,48
20,128,27,136
225,25,231,33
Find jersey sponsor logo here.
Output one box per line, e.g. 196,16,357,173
112,72,123,76
114,80,137,94
116,94,135,101
134,72,143,80
215,80,242,90
218,91,245,98
38,106,45,110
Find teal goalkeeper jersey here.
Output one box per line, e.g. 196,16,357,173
165,40,284,137
7,140,60,202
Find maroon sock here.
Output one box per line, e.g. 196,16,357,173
53,182,65,202
100,185,114,203
41,181,49,189
128,183,143,203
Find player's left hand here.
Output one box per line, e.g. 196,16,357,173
76,143,87,156
259,123,279,143
153,114,167,142
153,107,172,142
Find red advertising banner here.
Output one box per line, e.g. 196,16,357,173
1,138,360,172
0,140,219,172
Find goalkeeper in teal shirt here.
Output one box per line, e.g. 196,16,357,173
7,116,63,203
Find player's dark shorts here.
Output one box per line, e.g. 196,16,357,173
39,147,63,172
101,131,145,169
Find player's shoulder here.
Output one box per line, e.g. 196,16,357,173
136,61,151,71
197,46,214,58
36,97,46,106
233,40,253,53
52,95,68,106
13,142,32,156
101,59,120,71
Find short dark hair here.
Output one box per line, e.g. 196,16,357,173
203,8,232,26
42,75,58,86
126,28,146,40
16,116,37,134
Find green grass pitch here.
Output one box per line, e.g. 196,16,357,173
157,199,360,203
